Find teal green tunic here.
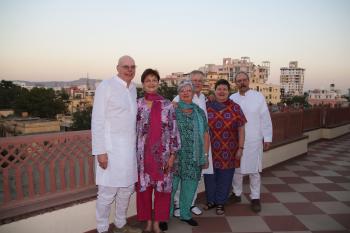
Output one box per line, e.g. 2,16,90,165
175,105,208,181
171,103,208,220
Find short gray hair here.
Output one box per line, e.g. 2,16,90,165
234,71,249,80
190,70,205,78
177,79,194,93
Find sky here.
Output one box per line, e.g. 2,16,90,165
1,0,350,93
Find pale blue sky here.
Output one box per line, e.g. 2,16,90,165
1,0,349,92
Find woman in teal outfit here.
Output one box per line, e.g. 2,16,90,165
170,80,209,226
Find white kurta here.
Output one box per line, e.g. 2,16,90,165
91,76,138,187
173,93,213,174
230,90,272,174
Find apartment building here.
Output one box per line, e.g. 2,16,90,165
201,57,280,103
280,61,305,98
161,57,281,104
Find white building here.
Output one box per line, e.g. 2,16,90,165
280,61,305,98
308,84,348,107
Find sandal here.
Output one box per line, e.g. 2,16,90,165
203,202,216,210
216,204,225,215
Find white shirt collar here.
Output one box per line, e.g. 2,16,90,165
114,75,134,89
239,89,251,97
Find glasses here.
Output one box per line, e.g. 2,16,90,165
235,79,249,84
179,88,193,93
119,65,136,70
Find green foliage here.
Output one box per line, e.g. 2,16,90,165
14,87,67,118
158,81,178,100
0,80,67,118
136,87,144,98
0,80,24,109
58,89,70,101
71,107,92,130
282,95,311,108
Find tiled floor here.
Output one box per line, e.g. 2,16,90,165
163,134,350,233
87,134,350,233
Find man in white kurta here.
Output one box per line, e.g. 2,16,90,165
229,71,272,213
91,56,141,233
172,70,213,217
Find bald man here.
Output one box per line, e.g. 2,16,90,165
92,55,141,233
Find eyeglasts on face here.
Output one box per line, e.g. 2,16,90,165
179,88,192,93
120,65,136,70
235,78,249,84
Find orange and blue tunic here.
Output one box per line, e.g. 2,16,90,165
206,99,247,169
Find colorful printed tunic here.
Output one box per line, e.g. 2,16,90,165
206,99,247,169
175,102,208,181
136,97,181,193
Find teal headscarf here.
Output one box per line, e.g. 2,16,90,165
177,100,206,166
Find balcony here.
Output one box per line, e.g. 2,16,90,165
1,107,350,233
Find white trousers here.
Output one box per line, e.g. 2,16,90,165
96,184,134,233
232,168,261,200
174,178,201,207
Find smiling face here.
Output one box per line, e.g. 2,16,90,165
179,84,194,104
215,84,230,102
116,56,136,85
142,75,159,94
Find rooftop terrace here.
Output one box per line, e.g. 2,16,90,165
0,107,349,233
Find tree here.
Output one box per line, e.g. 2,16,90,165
282,94,311,108
157,81,178,100
0,80,24,109
136,87,144,98
57,89,70,101
71,107,92,130
14,87,67,118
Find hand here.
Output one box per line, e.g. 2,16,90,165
172,101,179,108
263,142,271,151
202,162,209,169
235,148,243,160
207,94,215,102
97,153,108,169
164,154,175,174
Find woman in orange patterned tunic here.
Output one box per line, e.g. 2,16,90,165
204,79,246,215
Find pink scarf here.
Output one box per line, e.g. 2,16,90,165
144,92,164,181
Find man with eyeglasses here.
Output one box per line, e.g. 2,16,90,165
229,71,272,213
91,55,141,233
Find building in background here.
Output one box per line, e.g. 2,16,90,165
0,116,60,137
307,84,348,107
0,109,14,118
280,61,305,99
162,72,187,86
199,57,281,104
162,57,281,104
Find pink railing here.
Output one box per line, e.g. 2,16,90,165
303,108,322,131
0,130,95,222
323,107,350,127
271,111,304,146
0,108,349,222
